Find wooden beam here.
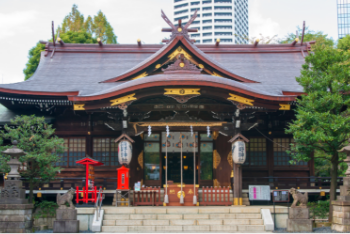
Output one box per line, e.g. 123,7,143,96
97,37,103,46
137,39,141,46
253,39,259,47
57,37,64,46
187,28,198,32
51,21,56,47
291,38,299,46
216,38,220,46
162,39,170,43
301,21,306,45
178,19,182,28
161,28,173,32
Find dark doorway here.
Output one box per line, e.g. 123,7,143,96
162,152,198,184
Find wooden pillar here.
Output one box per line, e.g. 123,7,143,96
233,163,243,205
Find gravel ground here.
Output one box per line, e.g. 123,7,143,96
274,227,339,233
35,230,93,233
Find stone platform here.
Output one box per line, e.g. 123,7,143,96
286,207,313,232
53,209,79,233
0,204,34,233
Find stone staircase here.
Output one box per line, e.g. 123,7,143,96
101,207,268,233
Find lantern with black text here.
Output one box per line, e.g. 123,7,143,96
117,165,129,190
232,140,246,164
115,134,135,166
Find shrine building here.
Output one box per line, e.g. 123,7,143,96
0,11,314,197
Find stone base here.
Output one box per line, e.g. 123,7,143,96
0,203,33,233
288,207,310,219
332,223,350,232
56,209,77,220
287,219,313,232
53,220,79,233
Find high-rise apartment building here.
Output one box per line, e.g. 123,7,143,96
337,0,350,39
172,0,248,44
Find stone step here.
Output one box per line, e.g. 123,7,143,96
101,225,266,233
103,213,261,221
103,207,262,215
103,219,264,226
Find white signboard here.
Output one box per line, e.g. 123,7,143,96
249,185,271,201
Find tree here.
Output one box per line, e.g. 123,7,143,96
338,34,350,51
91,10,117,44
0,115,65,202
285,38,350,221
23,42,46,80
280,26,334,46
23,4,117,80
60,4,85,33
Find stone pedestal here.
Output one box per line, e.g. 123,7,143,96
286,207,313,232
53,209,79,233
332,177,350,232
0,180,28,204
0,204,34,233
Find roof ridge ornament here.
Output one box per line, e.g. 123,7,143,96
161,10,198,43
162,54,202,74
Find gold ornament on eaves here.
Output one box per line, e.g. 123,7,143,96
227,151,233,168
138,151,143,169
213,150,221,169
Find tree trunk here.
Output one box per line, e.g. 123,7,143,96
328,152,339,222
29,179,34,204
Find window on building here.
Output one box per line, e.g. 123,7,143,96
93,138,119,166
203,13,212,17
144,134,160,180
273,138,308,166
174,16,189,21
200,134,213,180
174,3,188,9
191,8,200,12
203,0,212,4
175,9,188,15
245,138,267,166
203,39,213,43
191,1,200,5
57,138,86,167
203,7,212,11
203,32,212,37
203,26,212,30
203,19,212,24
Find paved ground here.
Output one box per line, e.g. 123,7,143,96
274,227,339,233
35,230,93,233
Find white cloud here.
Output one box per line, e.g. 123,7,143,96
249,0,280,39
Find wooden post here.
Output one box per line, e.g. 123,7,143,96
233,163,240,205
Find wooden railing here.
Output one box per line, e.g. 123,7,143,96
20,177,344,191
133,187,162,206
201,186,231,206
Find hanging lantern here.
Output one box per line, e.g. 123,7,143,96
148,125,152,137
207,126,210,137
118,140,132,165
232,140,246,164
115,133,135,166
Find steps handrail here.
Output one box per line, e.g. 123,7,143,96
95,187,104,221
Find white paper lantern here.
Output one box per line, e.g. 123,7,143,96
232,141,246,164
118,140,132,165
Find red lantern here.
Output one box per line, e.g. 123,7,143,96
117,165,129,190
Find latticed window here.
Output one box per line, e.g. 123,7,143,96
93,138,119,166
245,138,266,166
273,138,307,166
57,138,86,166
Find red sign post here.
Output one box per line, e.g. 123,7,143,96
75,157,103,204
117,165,129,190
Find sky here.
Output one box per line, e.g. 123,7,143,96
0,0,338,84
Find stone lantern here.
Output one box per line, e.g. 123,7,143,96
0,141,33,234
0,140,28,204
331,139,350,232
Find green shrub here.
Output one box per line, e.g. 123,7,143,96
308,200,329,219
34,201,58,219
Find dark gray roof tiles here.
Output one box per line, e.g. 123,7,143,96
0,41,306,98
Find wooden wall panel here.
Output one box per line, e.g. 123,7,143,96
129,136,144,189
214,134,232,187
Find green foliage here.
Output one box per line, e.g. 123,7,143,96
58,5,117,44
286,38,350,162
280,26,334,47
0,115,65,201
308,200,330,219
338,34,350,51
34,200,58,219
23,4,117,80
23,42,46,80
60,4,85,33
59,31,97,44
314,151,348,177
286,38,350,220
